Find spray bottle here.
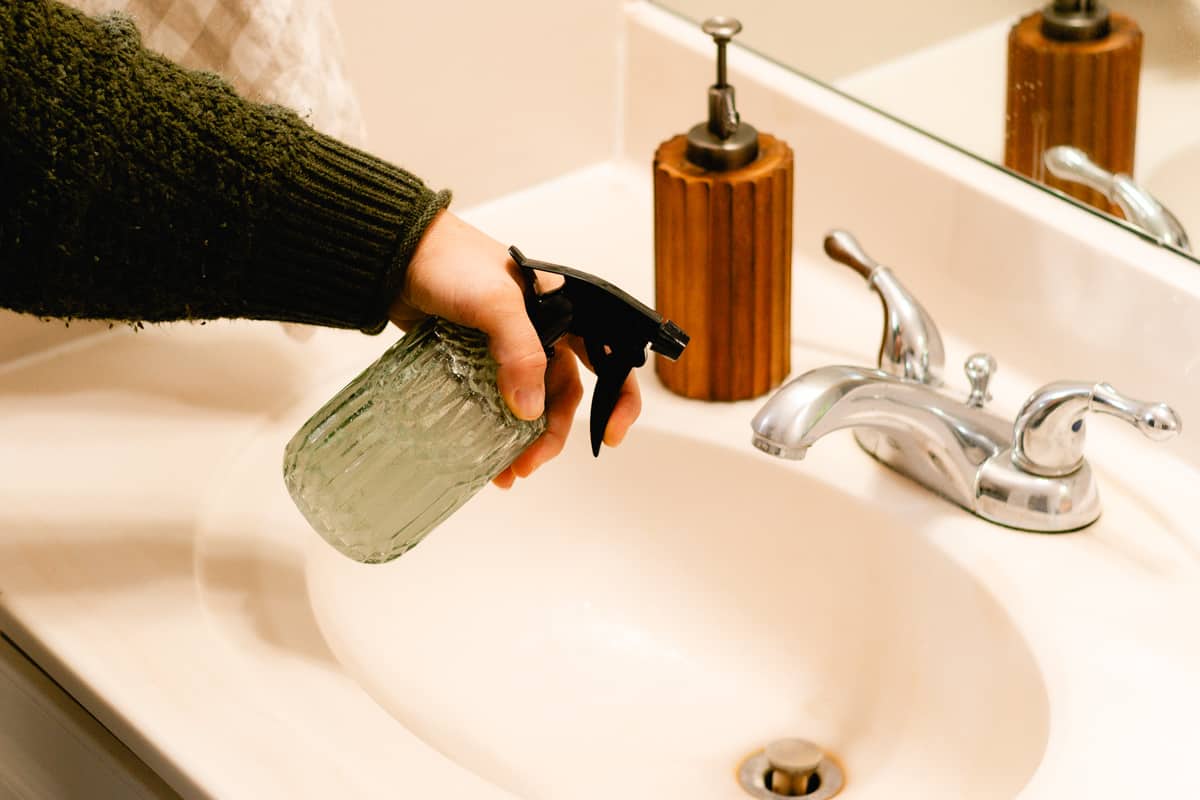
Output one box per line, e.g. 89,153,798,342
283,247,689,563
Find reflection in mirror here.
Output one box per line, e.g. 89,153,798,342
653,0,1200,262
1043,145,1191,250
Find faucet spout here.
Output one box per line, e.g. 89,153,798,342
749,365,885,458
752,365,1010,508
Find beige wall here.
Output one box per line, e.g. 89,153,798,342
332,0,623,207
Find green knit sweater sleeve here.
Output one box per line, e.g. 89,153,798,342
0,0,450,333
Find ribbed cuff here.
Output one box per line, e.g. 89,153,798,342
251,129,451,334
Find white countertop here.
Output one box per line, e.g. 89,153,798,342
2,162,1199,798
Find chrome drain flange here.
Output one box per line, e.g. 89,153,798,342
738,738,844,799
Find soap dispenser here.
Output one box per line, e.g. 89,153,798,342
653,16,793,402
1004,1,1143,215
283,247,688,564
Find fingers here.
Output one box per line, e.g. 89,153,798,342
565,337,643,448
508,348,583,479
488,326,645,491
492,466,517,490
602,371,642,447
492,337,646,488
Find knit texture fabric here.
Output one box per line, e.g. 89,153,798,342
0,0,450,333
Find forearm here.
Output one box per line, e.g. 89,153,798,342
0,0,448,332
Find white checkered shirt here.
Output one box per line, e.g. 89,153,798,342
67,0,367,146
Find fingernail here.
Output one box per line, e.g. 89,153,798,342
514,387,544,420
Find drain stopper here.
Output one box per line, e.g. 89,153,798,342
765,738,823,795
737,738,844,799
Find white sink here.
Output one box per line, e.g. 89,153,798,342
200,369,1050,799
175,155,1200,797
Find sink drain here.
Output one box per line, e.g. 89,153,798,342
737,738,844,799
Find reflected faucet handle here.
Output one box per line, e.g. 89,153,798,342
823,230,946,386
1042,146,1191,252
1012,381,1182,477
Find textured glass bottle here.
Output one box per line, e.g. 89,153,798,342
283,317,546,563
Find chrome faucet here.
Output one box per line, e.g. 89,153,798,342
751,231,1182,532
1043,146,1191,253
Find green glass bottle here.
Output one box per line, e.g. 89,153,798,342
283,316,546,563
282,247,688,564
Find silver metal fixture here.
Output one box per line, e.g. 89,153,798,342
964,353,997,408
1043,146,1192,252
738,738,844,798
822,229,944,386
1012,381,1180,476
750,230,1182,533
1041,0,1111,41
686,16,759,171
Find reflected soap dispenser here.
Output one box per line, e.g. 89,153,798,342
283,247,688,564
1005,1,1143,215
653,16,793,402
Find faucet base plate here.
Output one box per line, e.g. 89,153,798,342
854,431,1100,533
976,451,1100,533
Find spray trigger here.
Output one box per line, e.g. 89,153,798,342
510,246,689,456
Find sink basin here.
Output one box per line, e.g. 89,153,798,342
198,378,1049,799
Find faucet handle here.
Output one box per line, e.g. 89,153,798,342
823,230,946,386
1012,381,1182,477
964,353,997,408
824,229,878,279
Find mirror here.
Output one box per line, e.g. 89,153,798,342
653,0,1200,264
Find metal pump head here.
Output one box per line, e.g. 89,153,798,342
685,16,759,171
1041,0,1111,41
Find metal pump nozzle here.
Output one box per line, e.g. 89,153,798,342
685,16,759,171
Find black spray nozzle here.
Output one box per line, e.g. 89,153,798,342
509,246,690,456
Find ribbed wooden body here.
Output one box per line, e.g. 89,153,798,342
653,133,792,401
1004,12,1142,215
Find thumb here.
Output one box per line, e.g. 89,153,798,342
470,299,547,421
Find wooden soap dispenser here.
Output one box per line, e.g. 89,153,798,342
653,16,793,402
1005,0,1143,215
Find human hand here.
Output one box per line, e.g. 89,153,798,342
390,211,642,488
